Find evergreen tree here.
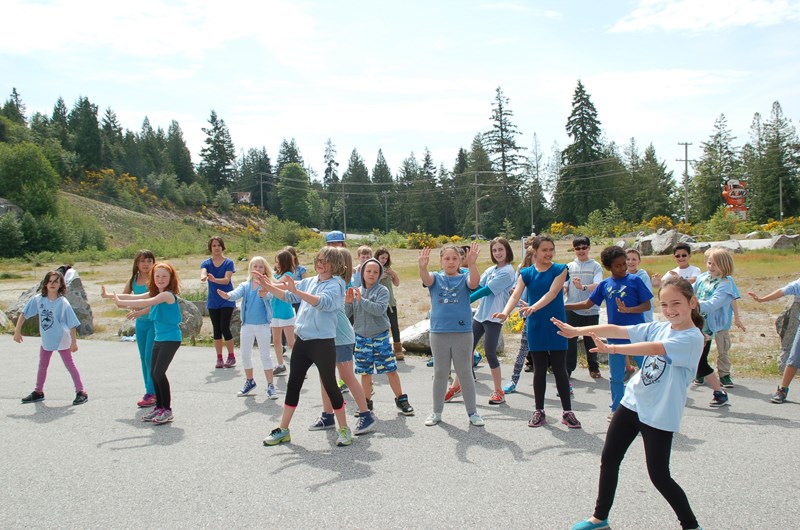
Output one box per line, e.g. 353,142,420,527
68,96,102,170
100,108,124,171
450,147,471,235
690,114,738,222
639,144,677,220
410,148,438,233
2,88,27,125
465,135,494,236
138,117,166,178
523,133,550,235
275,138,304,179
393,153,420,233
165,120,195,185
51,97,72,150
323,138,339,189
555,80,607,225
198,110,235,191
341,148,378,230
277,162,310,224
484,86,524,223
237,147,273,211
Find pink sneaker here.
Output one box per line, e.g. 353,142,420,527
142,407,162,422
215,358,224,369
137,394,156,408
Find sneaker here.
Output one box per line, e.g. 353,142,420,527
710,390,729,408
336,426,353,446
338,379,349,394
137,394,156,408
215,358,224,369
142,407,162,422
424,412,442,426
353,399,374,418
72,391,88,406
21,391,44,404
309,412,336,431
395,394,415,416
590,371,602,379
263,427,291,446
237,379,257,396
720,375,734,388
502,381,517,394
473,351,482,367
623,365,636,383
561,411,582,429
489,390,506,404
524,363,533,373
693,376,704,386
267,383,278,400
571,519,610,530
353,411,376,435
273,365,287,376
528,409,546,428
468,412,485,426
771,386,788,404
426,357,434,367
607,411,614,423
152,408,174,424
224,356,236,368
444,385,461,403
556,384,574,398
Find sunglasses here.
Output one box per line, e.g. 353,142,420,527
574,246,589,251
314,257,327,264
674,254,689,258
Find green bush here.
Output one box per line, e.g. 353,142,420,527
0,213,25,257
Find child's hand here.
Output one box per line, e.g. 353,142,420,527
113,294,126,308
572,277,584,291
13,331,23,343
100,285,111,299
216,289,230,300
345,287,355,304
467,242,480,265
492,312,508,323
126,309,140,321
615,297,630,314
283,275,297,293
70,339,79,353
353,288,362,302
746,291,762,303
207,274,217,283
735,316,746,332
587,332,609,353
551,317,578,338
418,247,431,269
200,273,208,283
521,305,538,317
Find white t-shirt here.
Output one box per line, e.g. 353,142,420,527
664,265,701,281
22,295,81,351
620,321,704,432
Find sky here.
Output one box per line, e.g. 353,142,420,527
3,0,800,188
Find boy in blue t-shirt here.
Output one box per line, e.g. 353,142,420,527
565,246,653,419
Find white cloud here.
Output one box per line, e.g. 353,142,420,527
610,0,800,32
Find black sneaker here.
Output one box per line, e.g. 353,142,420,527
395,394,414,416
73,391,88,406
21,391,44,404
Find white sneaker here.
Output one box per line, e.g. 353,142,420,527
468,413,485,427
424,412,442,426
267,383,278,400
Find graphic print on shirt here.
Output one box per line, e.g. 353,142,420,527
437,275,464,305
39,303,54,331
641,355,666,386
605,284,628,301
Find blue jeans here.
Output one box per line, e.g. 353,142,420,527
608,343,644,412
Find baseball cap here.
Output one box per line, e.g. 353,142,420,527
325,230,345,243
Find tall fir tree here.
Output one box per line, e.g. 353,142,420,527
68,96,101,171
640,144,677,220
277,162,310,225
690,114,738,222
323,138,339,189
100,108,124,171
198,110,236,191
524,133,550,235
465,135,494,236
2,88,27,125
341,148,378,230
484,86,524,224
555,80,607,225
165,120,195,185
372,149,394,232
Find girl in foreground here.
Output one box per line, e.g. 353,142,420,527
553,276,704,530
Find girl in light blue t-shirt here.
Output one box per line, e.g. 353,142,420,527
419,243,483,428
553,277,704,530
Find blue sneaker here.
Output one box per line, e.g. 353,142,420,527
309,412,336,430
353,411,376,435
571,519,609,530
502,381,517,394
237,379,257,396
473,351,481,367
426,356,434,367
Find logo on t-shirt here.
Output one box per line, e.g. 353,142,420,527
40,305,54,331
641,355,666,386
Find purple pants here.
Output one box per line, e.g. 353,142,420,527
35,347,84,393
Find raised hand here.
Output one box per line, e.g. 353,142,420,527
100,285,112,299
551,317,578,338
418,247,431,270
587,332,610,354
216,289,230,300
345,287,355,304
615,297,630,314
467,241,480,265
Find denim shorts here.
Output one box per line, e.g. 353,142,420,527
335,343,354,364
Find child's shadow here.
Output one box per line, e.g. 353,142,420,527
436,421,527,464
204,367,240,385
226,396,283,422
527,421,606,458
270,439,381,492
96,416,185,450
7,402,75,423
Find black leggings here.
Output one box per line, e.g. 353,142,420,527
284,337,343,410
387,306,401,343
595,406,698,529
532,349,571,410
208,307,234,341
566,311,599,373
696,340,715,378
151,340,180,410
472,320,503,369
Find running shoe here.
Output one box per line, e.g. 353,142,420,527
224,356,236,368
473,351,482,368
771,386,788,404
502,381,517,394
267,383,278,400
336,426,353,446
309,412,336,431
710,390,729,408
21,391,44,404
263,427,291,446
237,379,257,396
272,365,287,376
719,375,734,388
489,390,506,405
152,408,174,424
528,409,546,428
424,412,442,426
215,358,224,369
468,412,485,426
561,411,582,429
142,408,162,422
72,391,88,406
395,394,414,416
693,376,704,386
426,357,434,367
571,519,610,530
353,412,376,435
444,385,461,403
590,371,602,379
338,379,349,394
137,394,156,408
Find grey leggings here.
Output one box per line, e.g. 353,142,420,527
431,332,477,416
472,320,502,369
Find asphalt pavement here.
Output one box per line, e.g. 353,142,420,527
1,334,798,529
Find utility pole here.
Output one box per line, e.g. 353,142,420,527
341,179,347,238
676,142,693,222
382,191,389,232
474,173,479,236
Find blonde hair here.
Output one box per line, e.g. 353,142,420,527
440,243,461,258
317,246,350,283
356,245,373,258
247,256,272,281
705,247,734,277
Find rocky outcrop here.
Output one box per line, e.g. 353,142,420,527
400,315,504,354
770,234,800,249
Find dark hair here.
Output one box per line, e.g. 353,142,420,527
129,249,155,289
661,276,703,330
283,246,300,266
673,242,691,255
375,247,392,268
208,236,226,253
39,271,66,297
274,250,295,276
573,236,590,248
600,246,626,269
529,235,554,251
459,245,470,258
489,237,514,265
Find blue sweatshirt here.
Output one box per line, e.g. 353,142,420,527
227,280,272,326
283,275,346,340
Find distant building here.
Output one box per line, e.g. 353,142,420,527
232,192,252,204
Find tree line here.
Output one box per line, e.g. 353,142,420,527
1,82,797,241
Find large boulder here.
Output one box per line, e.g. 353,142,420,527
775,298,800,372
0,310,10,331
689,242,711,255
633,234,655,256
651,229,678,255
770,234,800,249
230,307,242,345
177,297,203,344
6,276,94,336
711,239,744,254
400,315,504,354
